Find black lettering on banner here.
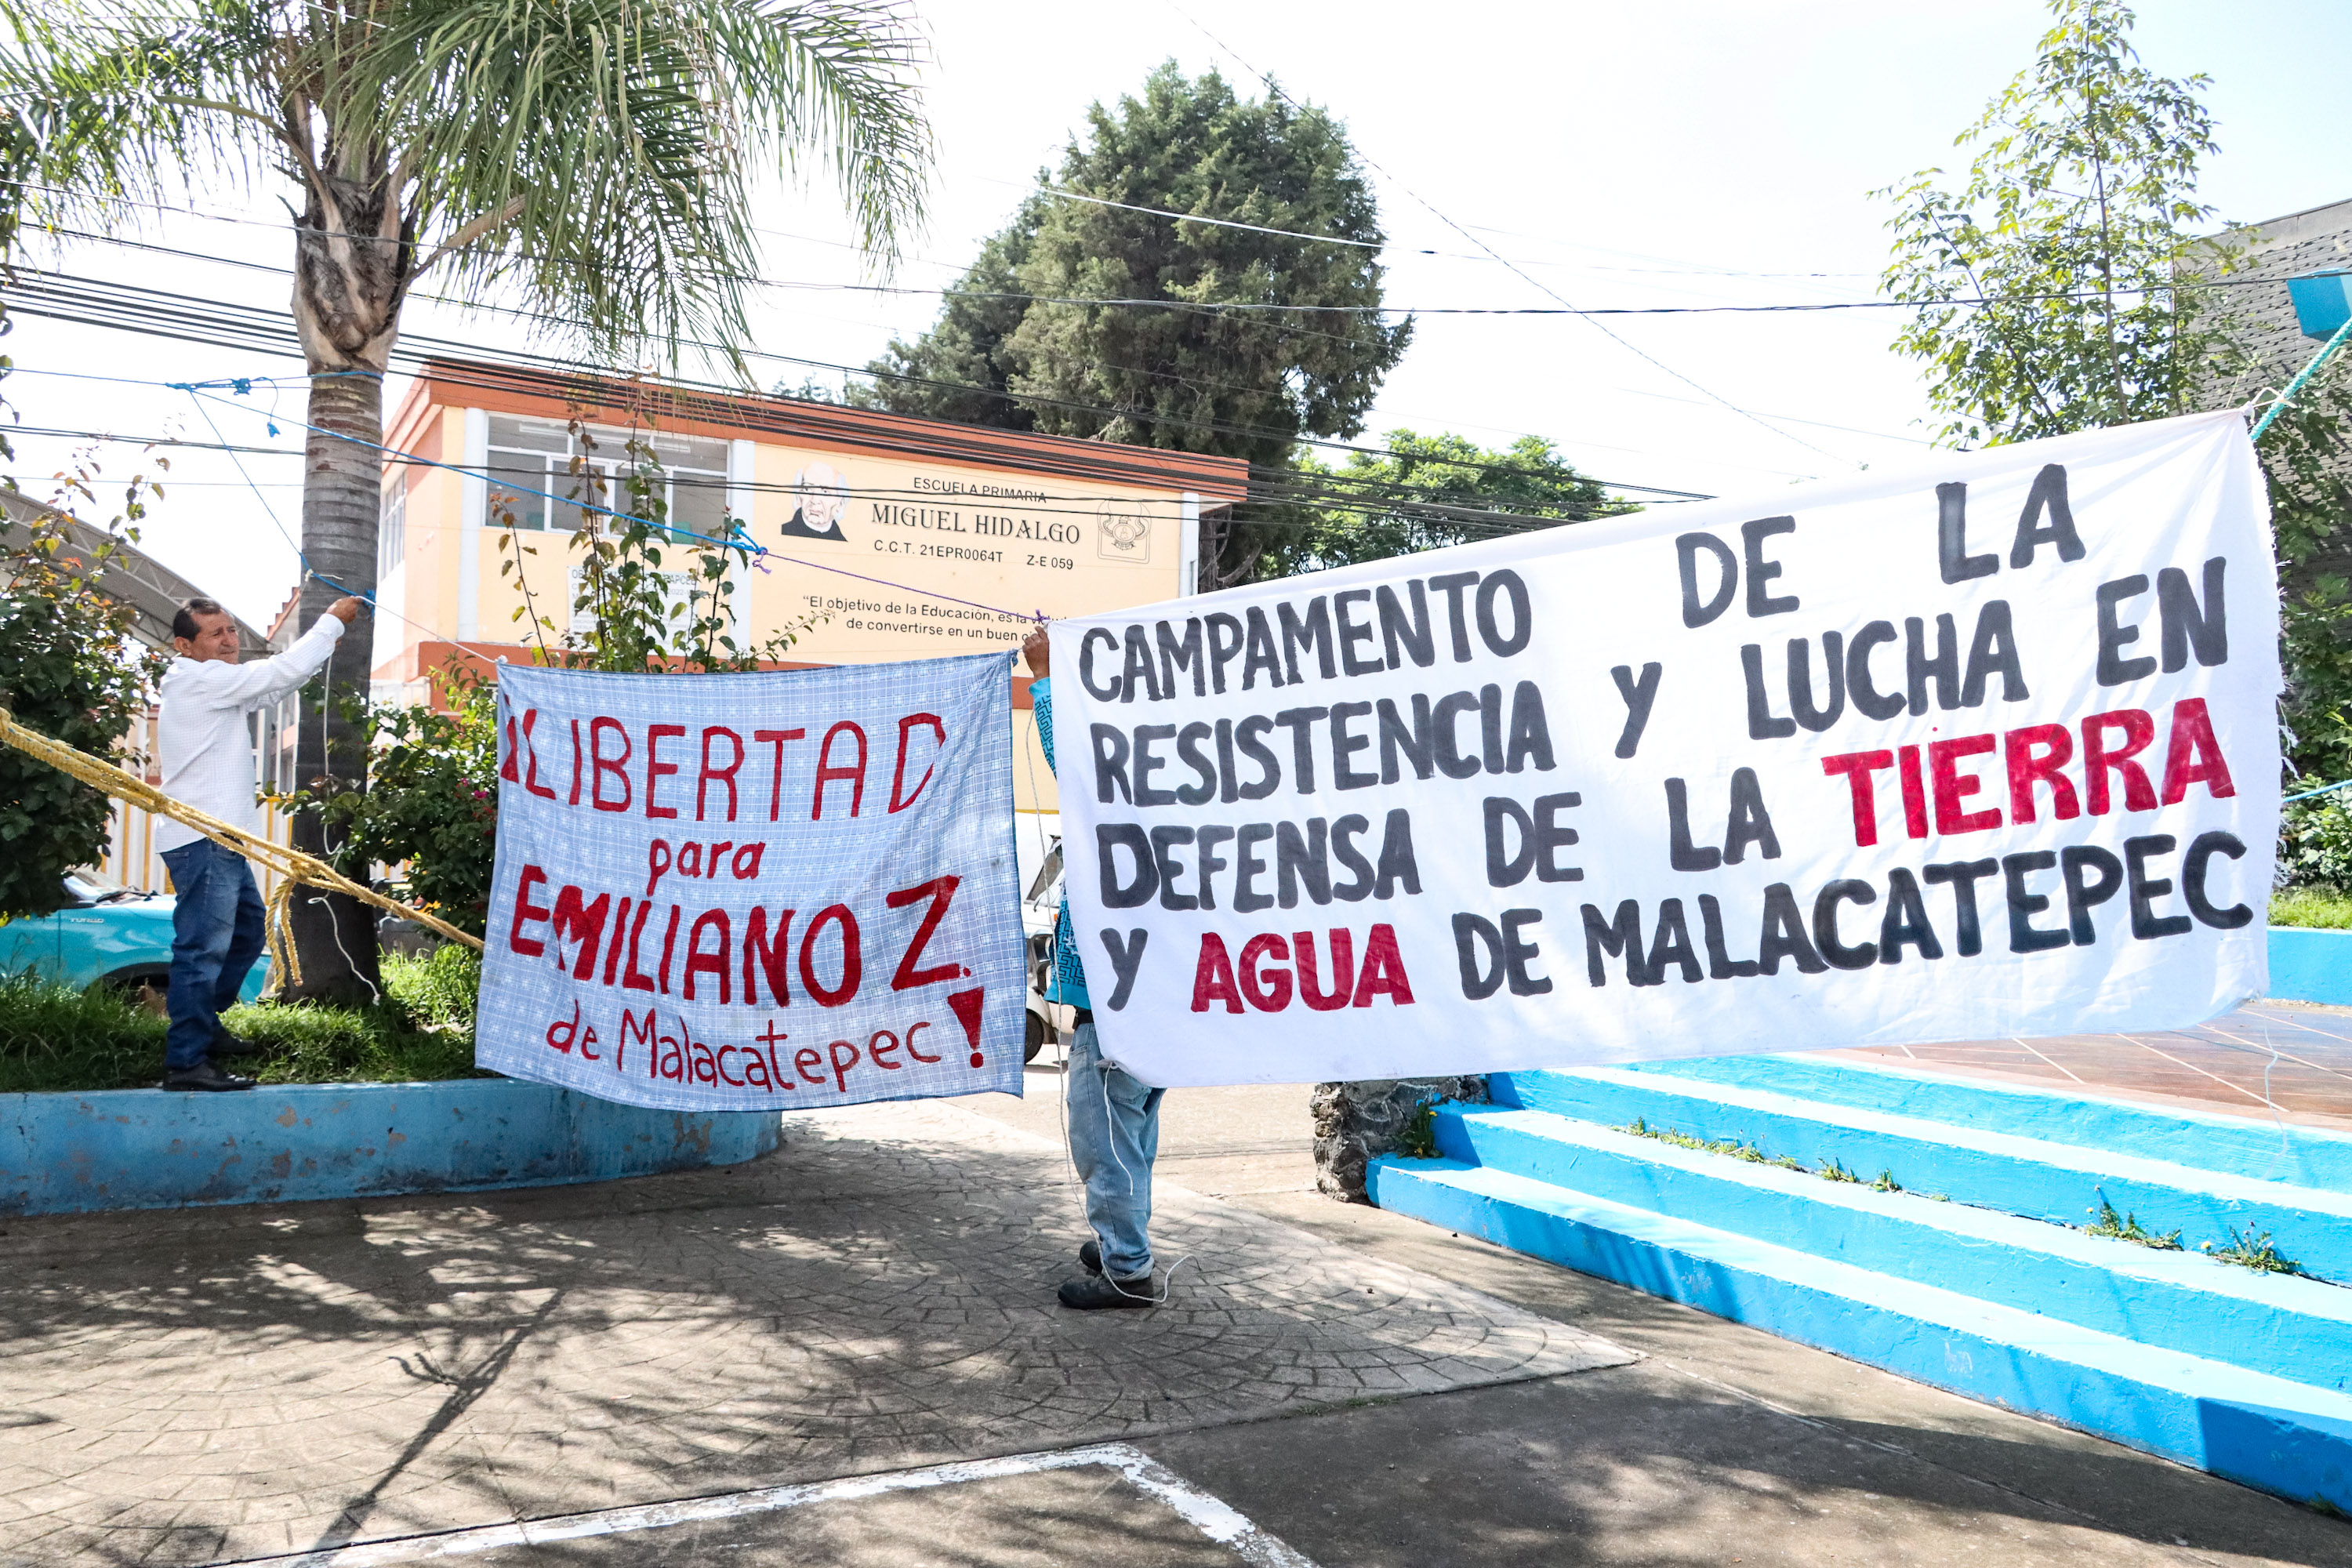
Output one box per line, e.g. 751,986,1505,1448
1665,778,1721,873
1847,622,1904,720
2009,464,2085,568
1677,533,1738,628
2158,557,2228,672
1428,572,1480,661
1276,818,1331,908
1923,858,2000,957
1374,809,1421,898
1091,725,1131,804
1330,702,1378,789
1581,900,1657,987
1233,823,1276,913
1205,612,1246,694
2096,575,2155,686
1432,691,1483,779
1741,645,1797,739
1699,893,1762,978
1234,716,1282,799
1241,607,1286,690
1280,598,1336,684
1335,589,1384,677
2059,845,2125,945
1505,681,1555,771
1483,794,1582,887
1454,913,1505,1000
1878,869,1944,963
1152,826,1196,912
1098,824,1158,908
1330,815,1376,902
1378,583,1436,669
1195,826,1233,910
1274,706,1328,793
1120,624,1164,702
1157,619,1208,698
1649,899,1701,984
1788,632,1846,732
1611,662,1664,758
1757,883,1828,975
1098,928,1149,1011
1500,908,1551,994
1939,481,1997,584
2125,834,2192,938
1813,880,1879,970
2183,829,2253,928
1961,601,2029,706
2003,851,2071,953
1174,723,1217,805
1907,614,1960,714
1475,571,1533,656
1741,516,1799,617
1132,724,1178,806
1378,695,1436,783
1079,627,1122,700
1724,768,1781,863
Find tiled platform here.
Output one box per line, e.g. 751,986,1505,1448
1836,1004,2352,1134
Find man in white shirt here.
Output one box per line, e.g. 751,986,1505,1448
156,593,360,1091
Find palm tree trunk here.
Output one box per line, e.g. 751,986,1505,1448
285,366,387,1003
283,158,407,1003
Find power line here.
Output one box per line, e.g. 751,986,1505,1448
6,265,1715,499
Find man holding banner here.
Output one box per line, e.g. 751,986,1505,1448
1025,626,1170,1311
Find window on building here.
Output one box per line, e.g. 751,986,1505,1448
378,480,408,580
482,415,731,543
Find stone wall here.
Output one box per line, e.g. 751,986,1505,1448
1311,1076,1490,1203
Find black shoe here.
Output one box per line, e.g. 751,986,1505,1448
1079,1240,1102,1276
1058,1270,1160,1310
162,1062,256,1092
209,1030,265,1059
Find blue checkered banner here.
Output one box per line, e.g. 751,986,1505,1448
477,652,1026,1110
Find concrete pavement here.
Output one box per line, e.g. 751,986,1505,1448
0,1051,2346,1566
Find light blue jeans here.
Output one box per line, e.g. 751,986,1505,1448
1065,1022,1163,1279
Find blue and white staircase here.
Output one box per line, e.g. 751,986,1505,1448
1370,1053,2352,1511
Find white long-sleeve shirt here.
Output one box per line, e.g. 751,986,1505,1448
155,615,346,853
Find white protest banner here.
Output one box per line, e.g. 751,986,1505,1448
1051,412,2280,1088
477,652,1027,1109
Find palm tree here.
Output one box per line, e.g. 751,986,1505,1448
0,0,928,998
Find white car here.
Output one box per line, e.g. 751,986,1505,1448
1022,836,1068,1062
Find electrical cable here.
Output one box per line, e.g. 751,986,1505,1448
5,268,1714,499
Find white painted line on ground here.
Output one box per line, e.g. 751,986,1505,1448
213,1443,1316,1568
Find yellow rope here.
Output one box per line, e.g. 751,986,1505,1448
0,705,485,988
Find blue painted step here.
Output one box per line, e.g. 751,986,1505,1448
1494,1068,2352,1284
1372,1156,2352,1513
1436,1105,2352,1392
1626,1051,2352,1191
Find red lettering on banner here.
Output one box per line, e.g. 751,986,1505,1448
743,907,796,1007
2161,698,2235,804
906,1018,940,1062
2085,709,2158,814
794,1046,825,1085
1929,735,2001,834
500,715,520,782
684,909,731,1003
521,709,559,800
590,717,632,811
889,713,946,812
1896,745,1929,838
550,885,610,979
619,1007,656,1074
1820,750,1895,847
510,865,550,956
1191,934,1244,1014
1239,934,1293,1011
812,721,868,818
655,903,682,993
699,727,744,822
604,898,633,985
622,900,659,993
886,877,960,990
753,728,804,822
800,904,862,1006
1352,924,1415,1007
645,724,684,819
569,718,583,806
2005,724,2079,823
1294,928,1356,1011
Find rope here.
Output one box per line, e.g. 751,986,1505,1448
0,704,485,989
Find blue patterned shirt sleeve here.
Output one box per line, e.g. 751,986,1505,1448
1032,677,1089,1008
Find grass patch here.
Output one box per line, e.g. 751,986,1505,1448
1619,1117,1835,1178
2270,885,2352,930
2203,1226,2303,1276
2085,1196,2183,1250
0,945,490,1094
1393,1098,1443,1159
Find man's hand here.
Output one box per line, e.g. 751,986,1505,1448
1022,623,1051,679
328,597,364,626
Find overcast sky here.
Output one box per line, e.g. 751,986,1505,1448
8,0,2347,627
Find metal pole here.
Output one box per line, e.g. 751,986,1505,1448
2251,314,2352,441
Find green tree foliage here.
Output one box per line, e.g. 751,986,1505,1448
1876,0,2230,444
1260,431,1625,577
1,0,928,996
0,465,169,918
1875,0,2352,870
858,64,1410,587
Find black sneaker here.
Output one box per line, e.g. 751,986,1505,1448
209,1031,265,1059
1079,1240,1103,1276
162,1062,256,1092
1058,1270,1160,1310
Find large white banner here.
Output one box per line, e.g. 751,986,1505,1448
1051,412,2280,1087
477,653,1028,1109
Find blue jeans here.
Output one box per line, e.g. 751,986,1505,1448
162,841,266,1070
1065,1022,1163,1279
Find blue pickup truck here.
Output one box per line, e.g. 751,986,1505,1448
0,869,269,1009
